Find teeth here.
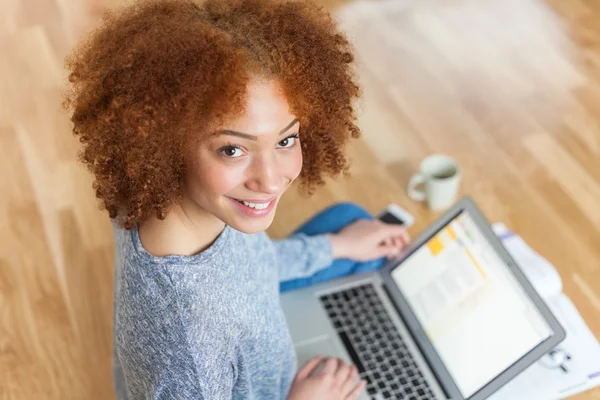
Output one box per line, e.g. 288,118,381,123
242,200,270,210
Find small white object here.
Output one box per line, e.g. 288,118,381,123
407,154,462,211
376,203,415,227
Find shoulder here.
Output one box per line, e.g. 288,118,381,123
138,213,226,257
114,249,242,375
115,247,242,340
113,223,242,339
113,225,250,397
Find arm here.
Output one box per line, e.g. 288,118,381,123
271,232,335,282
271,219,410,283
115,277,238,399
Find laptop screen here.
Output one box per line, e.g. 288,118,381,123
390,211,552,398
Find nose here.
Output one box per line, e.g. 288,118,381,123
245,152,286,195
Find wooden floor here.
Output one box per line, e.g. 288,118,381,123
1,0,599,398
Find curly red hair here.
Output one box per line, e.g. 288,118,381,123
62,0,362,229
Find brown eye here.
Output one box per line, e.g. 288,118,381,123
277,133,299,149
219,146,243,158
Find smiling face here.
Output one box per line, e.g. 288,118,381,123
183,78,303,234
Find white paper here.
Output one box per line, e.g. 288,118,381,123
492,223,563,300
489,294,600,400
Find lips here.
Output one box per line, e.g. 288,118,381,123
227,196,278,217
230,196,277,210
232,197,276,204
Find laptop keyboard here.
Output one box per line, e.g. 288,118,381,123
319,283,436,400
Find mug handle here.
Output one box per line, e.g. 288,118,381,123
408,174,426,201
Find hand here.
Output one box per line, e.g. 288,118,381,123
287,356,366,400
329,219,410,261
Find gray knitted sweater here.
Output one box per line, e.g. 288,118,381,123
112,223,333,399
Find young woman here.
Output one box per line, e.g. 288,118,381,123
63,0,409,398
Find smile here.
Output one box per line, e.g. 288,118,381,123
234,199,272,210
227,196,278,217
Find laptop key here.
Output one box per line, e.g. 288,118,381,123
362,374,372,386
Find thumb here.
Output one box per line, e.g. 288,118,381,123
296,356,323,381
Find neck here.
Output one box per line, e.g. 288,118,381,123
138,197,226,257
176,194,226,236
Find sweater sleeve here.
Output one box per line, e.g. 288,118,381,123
271,232,334,282
115,270,239,400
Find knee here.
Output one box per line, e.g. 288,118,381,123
324,201,372,220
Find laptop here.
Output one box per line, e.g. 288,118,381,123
280,196,566,400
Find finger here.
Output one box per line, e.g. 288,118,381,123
386,230,410,250
399,229,411,246
379,231,404,247
382,224,409,239
393,235,405,249
374,225,407,247
345,380,367,400
375,243,397,259
335,361,353,387
296,356,323,380
319,357,339,376
341,364,359,394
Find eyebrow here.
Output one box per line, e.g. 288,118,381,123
212,118,298,141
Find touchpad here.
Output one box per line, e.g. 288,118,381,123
295,336,340,368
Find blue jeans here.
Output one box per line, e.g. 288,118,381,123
279,202,387,293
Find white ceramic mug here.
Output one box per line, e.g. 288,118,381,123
408,154,461,211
